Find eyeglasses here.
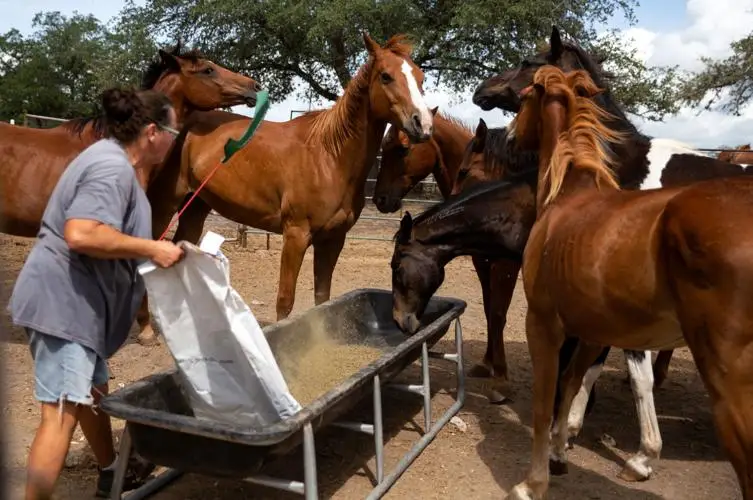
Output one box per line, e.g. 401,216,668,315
159,124,180,136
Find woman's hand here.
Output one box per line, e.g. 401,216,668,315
148,241,184,268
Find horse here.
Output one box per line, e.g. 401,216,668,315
389,120,667,480
134,32,435,345
718,144,753,165
373,108,468,212
0,42,261,238
505,64,753,500
375,111,524,397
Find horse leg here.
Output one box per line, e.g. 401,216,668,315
487,258,522,379
506,310,564,500
171,196,212,244
653,349,674,388
312,231,347,306
135,191,190,346
550,340,610,475
617,349,662,481
563,345,610,449
276,225,312,320
469,256,493,378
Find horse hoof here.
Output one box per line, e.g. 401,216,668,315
617,461,652,482
136,332,160,347
505,483,536,500
488,388,511,405
549,458,568,476
468,363,493,378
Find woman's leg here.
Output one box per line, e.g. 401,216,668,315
25,330,99,499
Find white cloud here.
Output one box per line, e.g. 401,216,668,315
610,0,753,148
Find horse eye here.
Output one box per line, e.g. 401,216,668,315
203,67,214,75
381,72,393,84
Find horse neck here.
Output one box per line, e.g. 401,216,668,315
430,116,473,197
152,74,190,127
321,82,389,193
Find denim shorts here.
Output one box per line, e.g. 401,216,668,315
27,329,109,406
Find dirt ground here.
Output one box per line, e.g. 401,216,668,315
0,206,741,500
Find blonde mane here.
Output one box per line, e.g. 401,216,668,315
307,34,414,157
521,66,629,207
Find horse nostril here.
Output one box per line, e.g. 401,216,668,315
412,113,422,130
254,82,263,92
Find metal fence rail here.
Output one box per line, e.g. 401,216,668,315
5,112,750,247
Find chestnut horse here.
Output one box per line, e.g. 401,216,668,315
718,144,753,164
135,33,434,345
0,42,261,238
374,108,467,212
375,111,524,396
506,65,753,500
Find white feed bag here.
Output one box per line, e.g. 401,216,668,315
137,232,302,427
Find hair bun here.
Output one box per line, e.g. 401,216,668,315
102,88,138,122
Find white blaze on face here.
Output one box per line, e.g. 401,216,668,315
400,59,433,136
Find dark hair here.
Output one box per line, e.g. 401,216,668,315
101,87,173,144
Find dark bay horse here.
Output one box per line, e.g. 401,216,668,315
135,33,434,345
0,42,261,237
376,111,525,396
507,65,753,500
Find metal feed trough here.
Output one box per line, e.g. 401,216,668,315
101,288,467,499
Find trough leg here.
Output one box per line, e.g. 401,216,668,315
303,423,318,500
110,426,133,500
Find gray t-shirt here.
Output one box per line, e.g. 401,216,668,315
8,138,152,359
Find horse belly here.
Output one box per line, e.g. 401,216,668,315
567,313,686,351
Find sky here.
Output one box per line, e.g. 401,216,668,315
2,0,753,148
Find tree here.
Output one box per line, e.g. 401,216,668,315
682,33,753,116
0,12,110,122
115,0,682,121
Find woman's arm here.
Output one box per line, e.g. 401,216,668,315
64,219,156,260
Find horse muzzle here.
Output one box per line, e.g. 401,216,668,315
394,310,421,335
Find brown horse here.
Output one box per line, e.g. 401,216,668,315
718,144,753,164
373,108,468,211
505,65,753,500
0,42,261,237
135,33,434,345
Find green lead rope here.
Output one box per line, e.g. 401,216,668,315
222,89,271,163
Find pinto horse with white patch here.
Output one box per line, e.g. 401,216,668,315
505,64,753,500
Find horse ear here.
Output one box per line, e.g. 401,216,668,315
430,106,439,116
398,212,413,244
472,119,487,152
550,25,563,59
159,49,182,71
362,32,382,56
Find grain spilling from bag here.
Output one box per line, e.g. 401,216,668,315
275,309,385,407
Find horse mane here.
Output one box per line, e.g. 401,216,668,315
392,176,534,243
141,40,204,90
307,34,414,157
58,116,107,139
524,66,629,207
437,112,474,134
558,39,643,138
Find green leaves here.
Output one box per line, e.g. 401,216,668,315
0,0,687,123
681,34,753,116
